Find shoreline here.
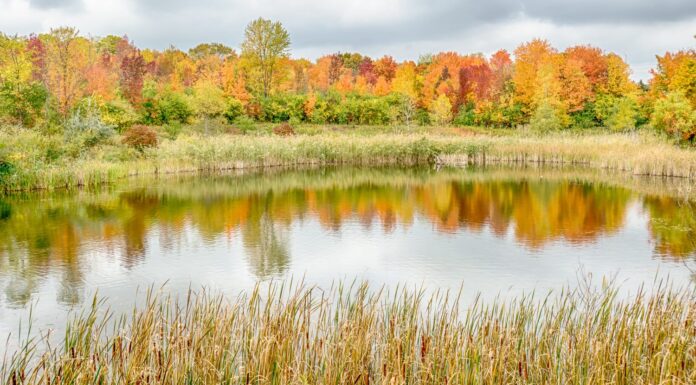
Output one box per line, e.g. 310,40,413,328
2,131,695,193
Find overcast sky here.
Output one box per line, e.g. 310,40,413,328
1,0,694,80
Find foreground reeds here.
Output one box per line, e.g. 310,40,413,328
3,281,695,384
1,126,695,192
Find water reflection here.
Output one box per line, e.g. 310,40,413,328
0,167,694,309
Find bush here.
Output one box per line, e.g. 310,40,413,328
158,92,194,125
415,108,431,126
0,159,13,186
606,97,638,131
651,91,695,140
0,81,48,127
453,103,476,126
65,98,117,148
529,99,562,132
429,94,453,126
122,125,158,152
258,94,307,123
224,98,245,123
163,121,183,139
100,98,139,132
570,102,599,129
273,122,295,136
142,88,194,125
233,115,256,134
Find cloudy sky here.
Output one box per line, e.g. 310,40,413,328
1,0,694,80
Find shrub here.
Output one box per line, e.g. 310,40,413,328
0,159,13,186
233,115,256,134
65,98,117,148
415,108,431,126
529,99,562,132
142,88,194,125
570,102,599,129
651,91,695,140
258,94,307,123
594,93,618,124
100,97,139,132
0,81,48,127
122,125,158,152
606,97,638,131
163,121,183,139
273,122,295,136
453,103,476,126
288,116,302,127
224,98,245,123
158,91,194,124
429,94,453,126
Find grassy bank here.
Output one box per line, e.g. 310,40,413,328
3,282,695,384
1,125,695,192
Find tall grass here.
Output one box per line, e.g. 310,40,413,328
1,126,695,192
3,281,695,384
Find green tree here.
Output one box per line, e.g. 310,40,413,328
529,99,562,132
188,43,234,60
606,96,638,131
0,34,47,126
191,81,227,134
651,91,695,139
240,18,291,97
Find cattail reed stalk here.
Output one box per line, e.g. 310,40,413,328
1,280,695,384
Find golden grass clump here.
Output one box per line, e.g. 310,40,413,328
2,281,695,384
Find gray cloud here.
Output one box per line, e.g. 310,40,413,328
28,0,82,10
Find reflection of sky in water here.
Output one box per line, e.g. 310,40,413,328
0,169,695,352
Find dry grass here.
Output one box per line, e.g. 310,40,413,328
1,128,695,192
3,281,695,384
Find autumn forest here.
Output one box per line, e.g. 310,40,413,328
0,19,694,137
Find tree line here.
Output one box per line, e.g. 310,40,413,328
0,19,694,139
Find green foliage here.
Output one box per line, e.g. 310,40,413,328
143,86,195,125
191,81,227,120
0,144,14,186
570,102,599,129
224,98,245,123
307,92,343,124
529,99,562,132
415,108,431,126
241,18,291,96
606,97,638,131
257,94,307,122
343,95,393,125
651,91,695,139
0,81,48,127
288,116,302,126
100,97,139,132
453,103,476,126
188,43,234,59
163,121,183,139
593,93,617,125
233,115,257,134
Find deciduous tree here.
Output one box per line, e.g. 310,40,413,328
240,18,291,96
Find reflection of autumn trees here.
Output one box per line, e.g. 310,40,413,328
0,174,694,306
643,198,696,259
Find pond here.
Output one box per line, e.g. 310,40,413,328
1,166,695,344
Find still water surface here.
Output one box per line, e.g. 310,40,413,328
0,166,694,343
